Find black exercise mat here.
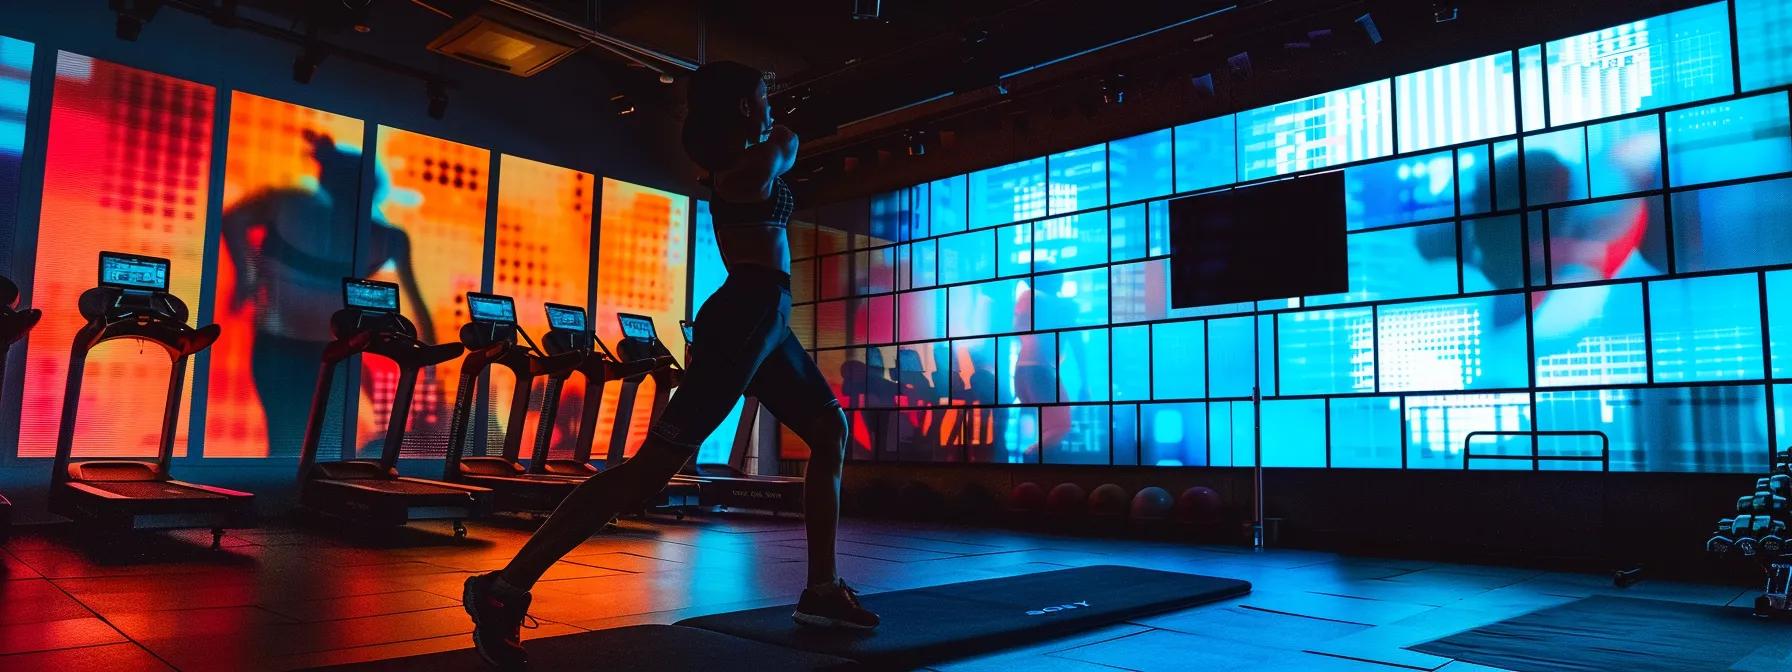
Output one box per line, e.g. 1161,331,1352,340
677,565,1251,670
304,624,858,671
1412,595,1788,672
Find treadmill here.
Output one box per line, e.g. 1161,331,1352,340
438,292,586,513
623,314,805,515
527,303,700,516
50,252,253,549
0,274,41,543
296,278,491,537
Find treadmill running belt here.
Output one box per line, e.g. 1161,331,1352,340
87,482,226,499
677,565,1251,670
324,479,468,495
302,624,858,671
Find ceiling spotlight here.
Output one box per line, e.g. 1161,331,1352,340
851,0,881,21
995,79,1010,96
292,45,325,84
658,73,675,85
1099,74,1129,105
426,80,448,120
1355,13,1383,45
111,0,162,42
342,0,375,32
1227,52,1253,80
903,129,928,157
611,93,636,117
1432,2,1460,23
1190,73,1215,99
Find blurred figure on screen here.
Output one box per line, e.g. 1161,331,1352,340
220,132,432,453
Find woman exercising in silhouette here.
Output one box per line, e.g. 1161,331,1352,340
462,62,879,670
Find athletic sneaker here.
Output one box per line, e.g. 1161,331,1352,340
792,578,881,630
463,572,534,670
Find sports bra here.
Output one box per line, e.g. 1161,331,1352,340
711,176,794,229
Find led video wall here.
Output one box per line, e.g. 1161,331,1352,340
589,177,689,457
0,37,28,263
356,125,489,460
805,0,1792,473
205,92,364,459
19,52,215,459
488,154,593,459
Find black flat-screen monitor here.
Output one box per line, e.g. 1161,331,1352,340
617,313,656,341
343,278,400,312
467,292,517,324
544,303,588,332
1169,172,1348,308
98,251,170,291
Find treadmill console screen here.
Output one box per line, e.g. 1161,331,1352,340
544,303,588,332
98,252,170,291
680,321,694,345
467,292,517,324
343,278,400,312
617,313,656,341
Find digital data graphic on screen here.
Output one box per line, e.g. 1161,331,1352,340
20,52,214,459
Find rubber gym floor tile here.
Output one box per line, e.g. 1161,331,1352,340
1309,579,1488,607
0,642,175,672
839,531,1018,554
1304,623,1459,670
562,595,795,631
1378,568,1540,590
134,605,489,666
0,616,128,655
561,551,683,573
782,539,961,562
69,582,271,614
930,623,1151,671
0,578,94,624
268,621,585,671
6,548,254,580
102,605,300,643
1241,589,1436,626
1131,604,1370,649
1049,627,1295,672
1510,573,1749,606
0,549,43,579
263,590,462,622
1435,663,1515,672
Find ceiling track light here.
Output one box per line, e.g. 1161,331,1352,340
426,80,448,119
611,93,636,117
111,0,162,42
1355,13,1383,45
1099,73,1129,105
292,44,326,84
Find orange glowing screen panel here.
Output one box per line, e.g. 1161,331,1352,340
591,177,688,456
19,52,214,458
488,154,592,459
357,125,489,459
205,92,364,458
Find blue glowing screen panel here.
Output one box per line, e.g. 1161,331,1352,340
968,157,1046,229
1173,115,1236,193
344,278,400,312
1237,80,1393,181
1737,0,1792,91
1406,393,1532,469
1532,283,1648,387
1329,396,1403,468
1278,307,1375,396
1041,405,1111,465
1262,399,1326,467
1544,2,1735,126
1140,402,1207,467
467,293,517,324
1377,294,1528,392
1344,151,1458,231
1396,52,1519,153
1151,320,1206,400
1046,143,1106,215
1771,271,1792,378
1537,386,1768,472
1032,268,1108,331
544,303,587,332
1672,177,1792,273
98,251,169,291
1546,196,1668,284
1032,212,1108,272
1666,92,1792,187
1308,222,1458,307
1109,129,1173,204
1648,273,1764,382
0,36,28,238
1058,328,1108,403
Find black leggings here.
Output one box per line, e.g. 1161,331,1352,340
500,266,848,588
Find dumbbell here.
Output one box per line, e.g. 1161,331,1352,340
1776,463,1791,477
1736,515,1761,556
1776,448,1792,464
1761,519,1790,555
1709,518,1738,555
1771,475,1791,497
1753,491,1789,515
1742,494,1761,513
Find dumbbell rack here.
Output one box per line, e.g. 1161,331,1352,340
1705,449,1792,619
1462,430,1642,587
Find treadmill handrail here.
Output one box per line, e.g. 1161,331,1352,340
296,315,466,486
